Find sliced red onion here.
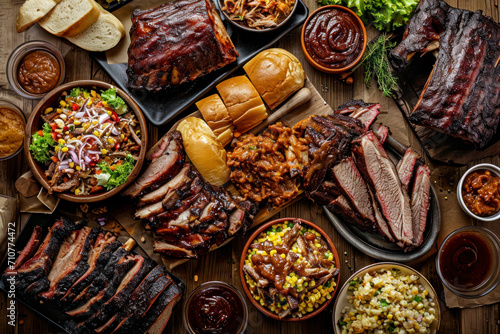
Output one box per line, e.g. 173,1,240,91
87,150,102,155
111,127,119,136
61,159,71,164
68,150,80,164
66,144,76,150
99,114,110,124
74,111,86,118
80,135,103,146
59,164,69,170
84,156,91,163
97,217,106,226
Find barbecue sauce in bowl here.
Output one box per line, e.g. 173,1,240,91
462,169,500,216
185,282,247,334
17,50,61,94
303,6,365,71
439,232,491,288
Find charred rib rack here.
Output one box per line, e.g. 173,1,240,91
127,0,238,91
2,218,184,334
390,0,500,148
295,100,431,250
126,131,257,259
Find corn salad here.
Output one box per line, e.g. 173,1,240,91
339,268,438,334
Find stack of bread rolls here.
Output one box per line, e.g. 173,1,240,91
197,48,305,146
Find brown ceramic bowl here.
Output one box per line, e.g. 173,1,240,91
301,5,367,74
24,80,148,203
239,217,340,321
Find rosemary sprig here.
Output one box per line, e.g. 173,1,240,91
353,34,399,97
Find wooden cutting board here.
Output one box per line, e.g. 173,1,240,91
155,78,336,269
393,53,500,166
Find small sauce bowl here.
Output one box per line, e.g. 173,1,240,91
457,163,500,222
0,100,26,161
6,40,66,100
301,5,366,74
436,226,500,298
183,281,248,334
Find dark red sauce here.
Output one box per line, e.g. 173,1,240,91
439,232,492,288
304,8,364,69
187,286,245,334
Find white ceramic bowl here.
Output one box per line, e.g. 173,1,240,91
332,262,440,334
457,163,500,222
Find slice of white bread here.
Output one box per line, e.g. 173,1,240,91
39,0,100,37
66,5,125,52
16,0,63,33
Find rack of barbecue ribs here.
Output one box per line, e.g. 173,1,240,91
390,0,500,149
3,217,184,334
127,0,239,92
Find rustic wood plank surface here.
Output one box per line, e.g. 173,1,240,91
0,0,499,333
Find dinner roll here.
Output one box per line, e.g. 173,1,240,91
216,76,267,134
196,94,234,136
243,48,305,110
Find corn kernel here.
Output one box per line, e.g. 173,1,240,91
44,107,53,114
120,134,125,139
93,130,100,137
101,149,108,155
75,189,81,195
261,251,267,256
387,314,393,320
60,100,67,107
54,146,60,153
92,120,98,125
315,243,321,248
76,165,81,171
56,108,62,114
102,101,108,107
74,120,81,126
69,162,75,168
91,90,97,97
423,290,428,296
58,139,65,145
280,253,286,259
107,110,112,115
87,99,92,106
61,147,68,152
108,137,115,144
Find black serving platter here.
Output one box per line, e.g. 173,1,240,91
0,213,185,333
324,135,441,262
93,0,309,126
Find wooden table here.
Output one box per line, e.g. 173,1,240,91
1,0,499,333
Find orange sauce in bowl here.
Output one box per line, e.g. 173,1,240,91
0,107,25,158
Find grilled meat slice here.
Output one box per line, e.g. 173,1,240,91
397,147,420,191
39,227,98,301
327,196,368,231
9,217,76,295
152,239,197,258
353,132,413,245
410,165,431,247
142,284,183,334
80,256,155,330
335,100,382,131
331,157,376,227
137,164,191,206
123,132,185,198
8,226,44,273
367,188,395,242
308,180,342,205
127,0,238,91
97,267,173,334
372,123,389,144
60,234,120,304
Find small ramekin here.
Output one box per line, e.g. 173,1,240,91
183,281,248,334
0,99,26,161
457,163,500,222
436,226,500,298
6,40,66,100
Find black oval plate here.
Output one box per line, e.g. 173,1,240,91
324,135,441,262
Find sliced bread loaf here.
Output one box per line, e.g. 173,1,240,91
38,0,100,37
16,0,62,33
66,5,125,52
